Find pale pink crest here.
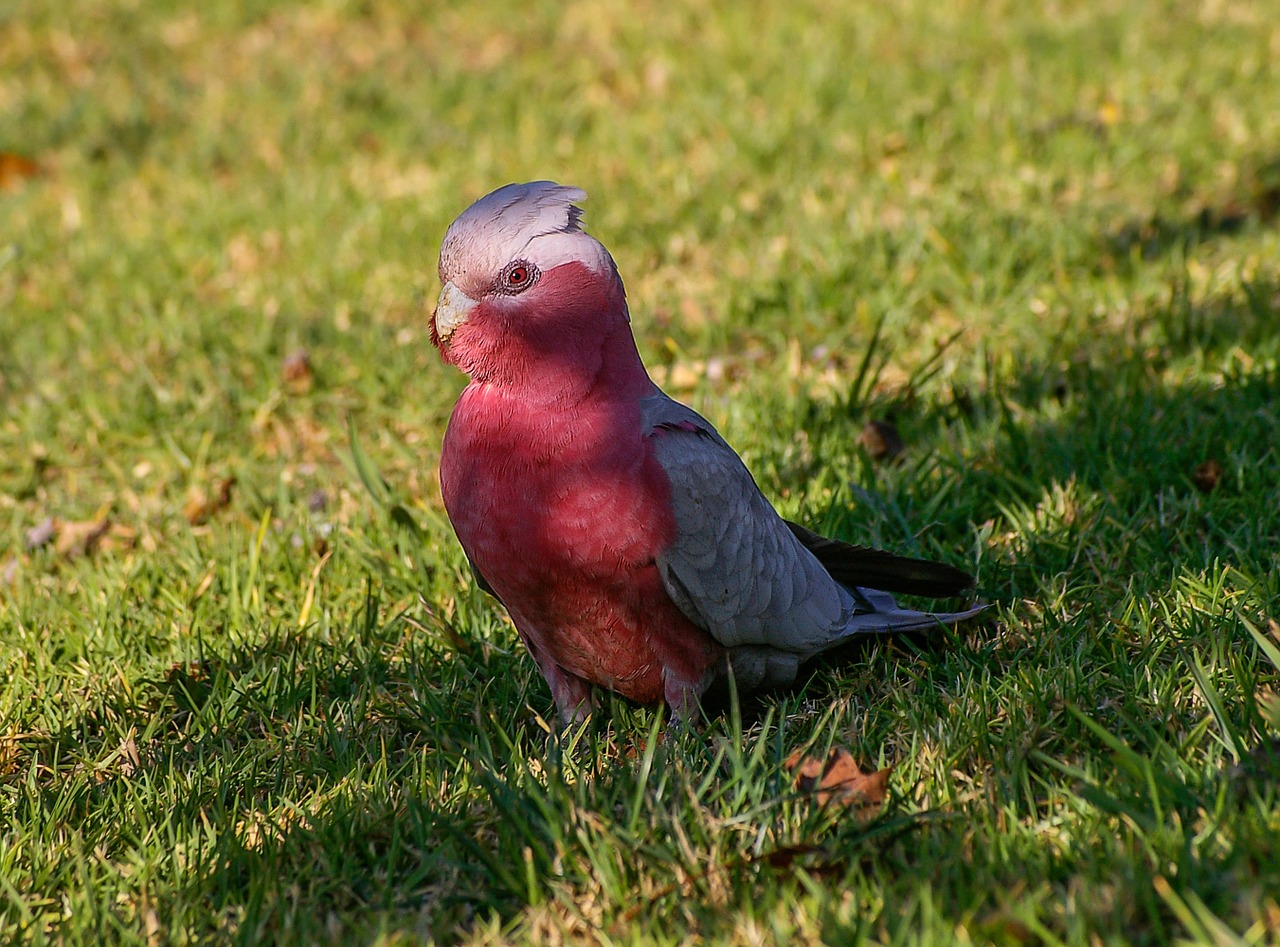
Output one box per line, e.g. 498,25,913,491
438,181,612,292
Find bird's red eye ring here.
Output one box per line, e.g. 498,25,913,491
499,260,539,294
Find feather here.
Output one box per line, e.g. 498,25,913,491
784,519,975,598
439,181,587,281
467,554,501,601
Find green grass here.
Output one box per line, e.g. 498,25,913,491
3,0,1280,942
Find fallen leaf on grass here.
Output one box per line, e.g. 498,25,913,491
55,518,112,557
1192,459,1222,493
0,152,41,190
858,419,904,462
184,477,236,524
282,348,313,389
0,726,40,781
784,747,892,813
236,806,314,851
100,523,137,553
101,730,142,779
24,517,132,558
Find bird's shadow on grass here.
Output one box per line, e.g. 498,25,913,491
774,244,1280,772
11,588,544,937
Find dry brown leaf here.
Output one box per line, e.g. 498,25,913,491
184,477,236,525
282,348,313,389
1193,459,1223,493
112,731,141,778
858,419,904,462
97,523,137,553
54,518,112,558
784,747,892,813
25,517,131,559
0,726,37,781
0,152,41,190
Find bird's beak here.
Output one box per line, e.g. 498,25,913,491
433,281,477,343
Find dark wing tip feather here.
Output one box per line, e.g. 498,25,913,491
785,519,975,598
467,555,502,601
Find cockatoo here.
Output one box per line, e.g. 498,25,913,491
432,181,984,723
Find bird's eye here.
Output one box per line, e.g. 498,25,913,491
499,260,538,294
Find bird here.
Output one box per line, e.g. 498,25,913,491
432,181,985,724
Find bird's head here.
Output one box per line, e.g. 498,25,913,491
432,181,632,387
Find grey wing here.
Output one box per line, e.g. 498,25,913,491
642,392,854,655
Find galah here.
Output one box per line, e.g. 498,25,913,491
432,181,984,723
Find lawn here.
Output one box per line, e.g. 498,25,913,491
2,0,1279,942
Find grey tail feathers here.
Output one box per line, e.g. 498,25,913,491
841,600,989,636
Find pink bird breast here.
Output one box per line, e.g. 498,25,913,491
438,259,724,706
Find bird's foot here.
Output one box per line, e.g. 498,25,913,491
662,667,713,727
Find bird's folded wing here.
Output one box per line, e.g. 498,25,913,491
466,555,501,601
641,392,850,654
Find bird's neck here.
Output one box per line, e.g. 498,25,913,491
473,318,653,409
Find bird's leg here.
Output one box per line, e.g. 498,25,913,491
725,646,799,692
661,667,712,726
519,631,596,729
543,659,597,730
